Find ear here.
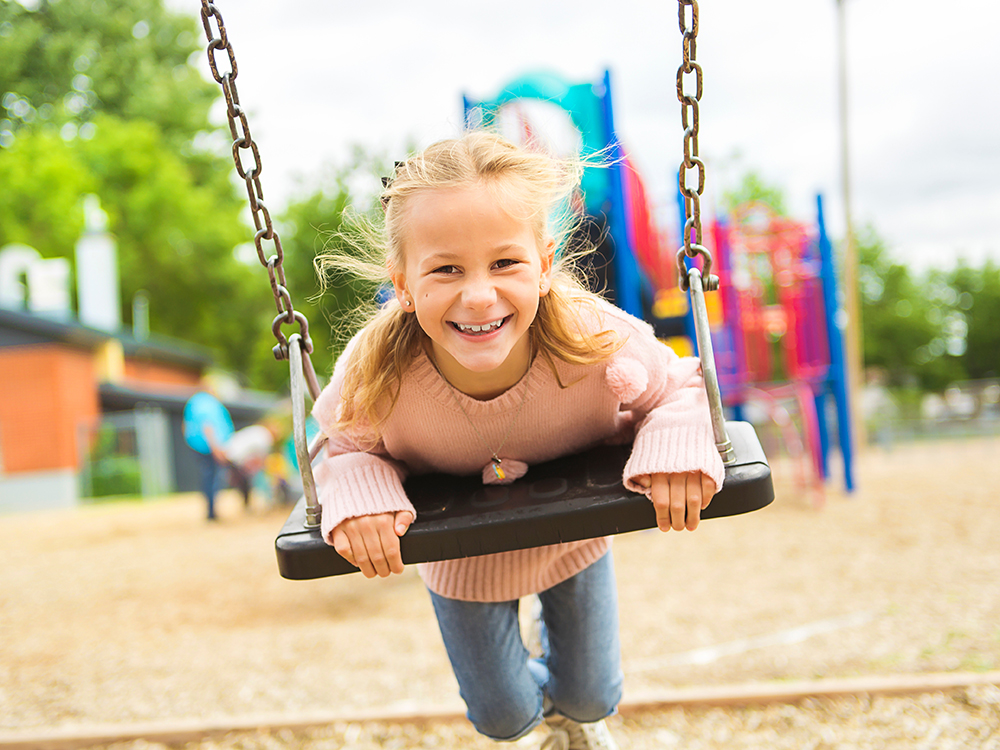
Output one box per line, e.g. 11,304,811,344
390,265,413,311
538,237,556,297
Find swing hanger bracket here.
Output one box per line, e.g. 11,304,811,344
271,310,313,361
676,244,718,293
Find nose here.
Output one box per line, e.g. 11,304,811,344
461,273,498,310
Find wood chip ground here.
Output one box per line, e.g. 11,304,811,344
2,437,998,748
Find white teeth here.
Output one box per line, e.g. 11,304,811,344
456,318,504,333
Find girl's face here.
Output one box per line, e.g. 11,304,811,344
391,183,554,400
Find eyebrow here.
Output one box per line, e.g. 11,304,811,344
423,252,462,263
421,244,529,265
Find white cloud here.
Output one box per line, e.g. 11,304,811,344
172,0,1000,272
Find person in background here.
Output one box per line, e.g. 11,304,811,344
224,418,283,509
183,389,234,521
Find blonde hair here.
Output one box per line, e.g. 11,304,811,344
317,131,622,441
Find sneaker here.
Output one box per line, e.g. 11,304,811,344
539,715,619,750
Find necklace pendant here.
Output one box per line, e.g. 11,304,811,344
491,457,505,481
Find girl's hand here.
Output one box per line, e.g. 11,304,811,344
331,511,414,578
635,472,717,532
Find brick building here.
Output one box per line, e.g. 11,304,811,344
0,308,271,513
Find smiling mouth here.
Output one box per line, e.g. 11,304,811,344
450,316,509,335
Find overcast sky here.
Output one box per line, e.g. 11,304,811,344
170,0,1000,273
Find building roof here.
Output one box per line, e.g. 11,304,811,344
99,382,277,422
0,306,213,370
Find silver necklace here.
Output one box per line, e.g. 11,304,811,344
435,361,533,482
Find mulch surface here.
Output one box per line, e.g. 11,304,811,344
2,436,998,748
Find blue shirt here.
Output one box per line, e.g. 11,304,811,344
183,392,234,455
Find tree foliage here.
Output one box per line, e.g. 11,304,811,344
0,0,216,146
0,0,275,383
856,226,962,390
943,261,1000,380
855,227,1000,391
721,171,788,216
269,149,389,387
721,171,998,394
0,0,392,393
0,125,89,252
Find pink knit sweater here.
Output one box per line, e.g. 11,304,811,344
312,301,725,602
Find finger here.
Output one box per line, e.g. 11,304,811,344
685,472,703,531
635,475,652,490
394,510,415,536
668,473,688,531
341,517,384,579
331,528,358,568
356,519,392,578
650,474,672,532
701,474,717,509
350,528,378,579
379,522,405,575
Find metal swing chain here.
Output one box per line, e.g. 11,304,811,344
675,0,734,464
199,2,325,526
198,1,320,398
675,0,718,293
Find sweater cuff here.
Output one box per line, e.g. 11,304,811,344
315,459,416,545
623,421,726,495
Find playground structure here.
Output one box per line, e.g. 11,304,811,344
466,70,854,499
708,197,854,500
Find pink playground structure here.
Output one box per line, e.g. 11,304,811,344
635,192,854,502
693,199,855,501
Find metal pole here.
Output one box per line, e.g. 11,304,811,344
817,194,855,491
289,334,321,529
837,0,866,453
688,267,735,465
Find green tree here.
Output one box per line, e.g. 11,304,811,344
856,226,965,391
0,127,88,252
267,150,389,388
0,0,216,146
946,260,1000,380
0,0,275,381
78,116,270,376
721,171,788,216
0,114,271,380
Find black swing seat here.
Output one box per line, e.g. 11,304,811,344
275,420,773,580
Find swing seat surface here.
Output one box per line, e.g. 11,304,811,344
275,420,773,580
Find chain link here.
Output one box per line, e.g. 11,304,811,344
675,0,717,292
199,1,314,366
674,1,732,463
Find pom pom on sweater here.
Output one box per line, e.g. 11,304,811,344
606,357,649,404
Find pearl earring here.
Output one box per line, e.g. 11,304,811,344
404,299,411,307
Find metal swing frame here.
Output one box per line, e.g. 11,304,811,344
199,0,774,581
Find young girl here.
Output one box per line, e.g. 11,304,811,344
311,132,724,750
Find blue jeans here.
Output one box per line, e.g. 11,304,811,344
428,552,623,742
199,451,223,519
